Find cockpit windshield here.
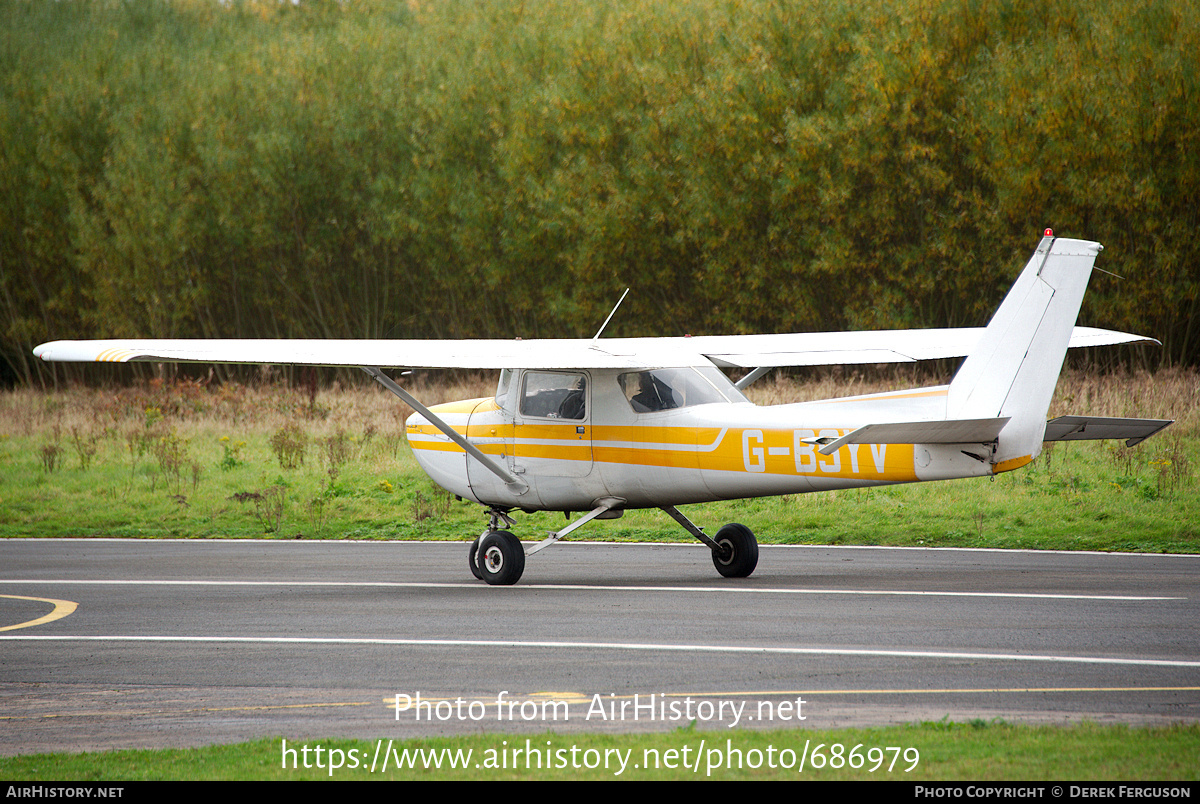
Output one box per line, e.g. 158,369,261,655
618,366,748,413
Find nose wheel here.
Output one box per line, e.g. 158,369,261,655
473,529,525,585
468,537,484,580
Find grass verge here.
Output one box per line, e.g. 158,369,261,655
1,722,1197,780
1,369,1195,551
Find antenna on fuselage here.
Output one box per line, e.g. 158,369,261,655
592,288,630,340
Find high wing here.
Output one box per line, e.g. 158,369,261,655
665,325,1152,369
32,325,1153,371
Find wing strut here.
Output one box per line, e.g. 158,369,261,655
361,367,529,495
734,366,772,390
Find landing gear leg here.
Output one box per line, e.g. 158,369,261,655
661,506,759,579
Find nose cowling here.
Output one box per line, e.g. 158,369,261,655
405,405,475,501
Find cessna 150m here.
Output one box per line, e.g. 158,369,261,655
35,232,1171,584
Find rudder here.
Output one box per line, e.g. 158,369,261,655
947,234,1102,469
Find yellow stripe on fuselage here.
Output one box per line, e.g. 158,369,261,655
409,418,916,481
593,445,702,471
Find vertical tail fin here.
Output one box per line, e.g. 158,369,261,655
947,234,1103,470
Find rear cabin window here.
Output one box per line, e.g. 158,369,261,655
618,367,744,413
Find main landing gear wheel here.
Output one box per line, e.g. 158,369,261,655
468,537,483,580
712,523,758,578
478,529,525,585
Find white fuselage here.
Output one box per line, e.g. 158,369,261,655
406,368,998,512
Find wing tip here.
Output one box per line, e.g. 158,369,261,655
32,341,137,363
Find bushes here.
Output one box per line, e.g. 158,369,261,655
3,0,1197,385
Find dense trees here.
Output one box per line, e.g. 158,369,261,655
3,0,1197,385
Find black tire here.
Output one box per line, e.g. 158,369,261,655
478,530,525,586
712,523,758,578
468,537,483,580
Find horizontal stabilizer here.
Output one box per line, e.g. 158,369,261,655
815,418,1010,455
1044,416,1173,447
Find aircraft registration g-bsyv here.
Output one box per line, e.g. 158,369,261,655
35,232,1172,585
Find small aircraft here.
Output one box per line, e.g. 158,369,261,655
35,231,1171,584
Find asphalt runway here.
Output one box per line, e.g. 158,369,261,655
1,538,1198,755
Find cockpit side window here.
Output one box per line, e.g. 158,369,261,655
520,371,587,420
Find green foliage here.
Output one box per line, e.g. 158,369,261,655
0,371,1195,545
69,425,101,470
318,427,356,488
269,422,308,469
2,0,1198,385
218,436,246,471
152,429,193,494
230,485,287,534
2,724,1198,780
38,442,63,473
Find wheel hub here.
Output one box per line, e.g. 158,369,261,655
483,546,504,573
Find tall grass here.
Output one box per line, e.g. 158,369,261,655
0,368,1194,549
